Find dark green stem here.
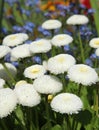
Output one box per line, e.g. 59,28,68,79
78,32,85,63
0,0,5,34
2,63,16,85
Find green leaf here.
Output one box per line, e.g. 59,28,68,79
74,110,92,125
51,125,62,130
90,0,99,36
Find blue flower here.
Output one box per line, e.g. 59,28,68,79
85,59,93,66
32,56,41,64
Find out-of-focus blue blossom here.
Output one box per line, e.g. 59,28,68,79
5,0,19,6
35,8,41,13
64,45,70,51
1,27,8,34
73,9,79,14
25,40,32,44
25,22,35,28
23,25,33,33
13,25,23,33
79,4,86,9
85,58,93,66
25,0,40,7
63,30,73,36
32,56,41,64
87,9,95,14
21,9,31,16
4,54,11,62
38,26,51,36
90,53,97,59
56,4,70,12
60,11,66,17
12,61,19,67
80,25,93,40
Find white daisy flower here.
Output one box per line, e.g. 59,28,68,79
0,78,5,89
14,84,41,107
95,48,99,56
66,14,89,25
2,33,28,47
42,19,62,30
15,80,28,88
0,63,17,80
10,44,31,61
24,64,46,79
89,38,99,48
51,34,73,47
67,64,99,86
33,75,63,94
29,39,52,54
0,45,11,59
47,54,76,74
0,88,17,118
51,93,83,114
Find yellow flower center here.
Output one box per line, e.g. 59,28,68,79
31,68,40,74
9,35,17,40
37,41,43,45
94,40,99,45
57,57,65,63
79,67,88,72
15,80,27,87
58,35,64,40
63,96,71,101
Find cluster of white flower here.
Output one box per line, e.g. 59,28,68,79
0,14,99,119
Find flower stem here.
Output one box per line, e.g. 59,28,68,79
2,63,16,85
78,32,85,63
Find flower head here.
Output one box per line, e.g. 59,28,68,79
89,38,99,48
67,64,98,86
47,54,76,74
95,48,99,56
33,75,63,94
14,84,41,107
42,19,62,30
29,39,52,53
51,34,73,47
23,64,46,79
0,45,11,59
2,33,29,47
0,88,17,118
10,44,31,61
66,14,89,25
51,93,83,114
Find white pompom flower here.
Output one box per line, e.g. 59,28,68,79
0,63,17,80
0,78,5,89
14,84,41,107
2,33,28,47
24,64,46,79
0,88,17,118
89,38,99,48
29,39,52,53
51,93,83,114
95,48,99,56
10,44,31,61
0,45,11,59
47,54,76,74
15,80,28,88
66,14,89,25
33,75,63,94
67,64,99,86
51,34,73,47
42,19,62,30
